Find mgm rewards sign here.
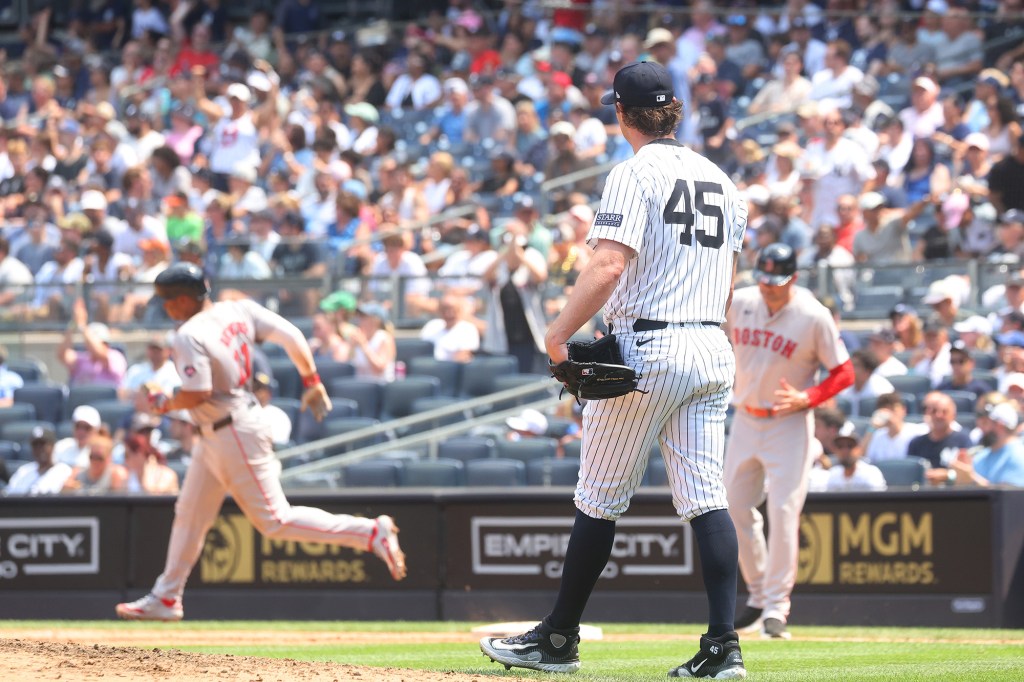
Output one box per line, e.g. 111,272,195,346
795,498,992,594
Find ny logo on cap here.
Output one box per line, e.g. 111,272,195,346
656,94,666,102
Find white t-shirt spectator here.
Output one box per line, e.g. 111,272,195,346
385,73,442,111
808,65,864,108
420,319,480,361
0,254,33,294
113,220,167,261
865,421,930,463
121,359,181,397
876,355,909,378
5,462,73,495
574,117,608,157
804,138,876,229
209,113,260,175
900,102,945,138
438,249,498,292
368,251,430,298
32,257,85,309
840,373,896,415
913,343,953,388
824,460,887,491
0,364,24,403
53,438,91,469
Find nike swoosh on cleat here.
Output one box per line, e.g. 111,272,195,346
491,641,537,651
636,337,654,347
691,658,708,673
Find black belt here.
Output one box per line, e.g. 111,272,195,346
611,318,722,333
210,414,233,431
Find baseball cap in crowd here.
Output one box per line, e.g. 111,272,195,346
889,303,916,320
643,27,674,50
925,0,949,15
943,192,971,230
953,315,993,337
356,302,391,325
744,184,770,207
725,14,748,27
977,68,1009,89
568,204,595,224
921,279,958,306
949,340,973,359
87,322,111,345
319,290,357,313
246,71,273,93
1000,209,1024,225
997,330,1024,347
444,77,469,95
859,192,886,211
231,162,257,184
253,372,278,391
550,120,576,138
131,412,162,432
171,104,195,122
30,425,57,444
853,75,880,98
921,317,947,335
601,61,674,107
177,237,206,255
81,189,108,211
226,82,251,102
551,71,573,89
987,402,1020,430
344,102,380,124
147,332,172,349
834,421,861,446
912,77,939,95
867,327,898,345
964,132,990,152
72,405,102,429
506,408,549,436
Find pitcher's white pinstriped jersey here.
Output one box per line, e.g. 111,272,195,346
587,139,747,325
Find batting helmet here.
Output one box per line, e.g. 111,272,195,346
154,262,209,300
753,243,797,286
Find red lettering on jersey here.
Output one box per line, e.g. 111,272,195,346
734,327,799,359
220,321,250,346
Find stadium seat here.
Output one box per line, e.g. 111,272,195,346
544,416,576,439
490,374,554,410
526,458,580,486
270,397,301,428
465,458,526,486
0,440,20,461
458,355,519,398
973,371,998,392
407,357,462,397
5,357,47,383
380,376,441,421
0,403,36,428
943,390,978,414
294,398,359,443
876,457,928,487
900,392,920,416
835,396,853,416
13,383,65,424
888,375,932,398
322,417,386,455
395,338,436,366
400,458,465,487
1,420,56,443
282,472,339,491
91,400,136,432
64,385,118,420
562,439,582,460
268,357,302,400
495,437,559,463
973,353,998,370
438,436,494,462
853,286,904,318
409,396,465,432
317,361,357,384
327,378,384,419
957,414,977,432
344,460,402,487
645,457,670,486
56,420,74,439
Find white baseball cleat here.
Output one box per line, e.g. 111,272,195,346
115,593,184,621
370,515,407,581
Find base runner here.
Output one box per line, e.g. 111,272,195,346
724,243,853,639
115,263,405,621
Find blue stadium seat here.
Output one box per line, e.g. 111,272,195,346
562,439,582,460
645,457,670,487
438,436,494,462
13,383,65,424
268,357,302,400
400,458,465,487
322,416,385,455
459,355,519,398
943,390,978,414
64,385,118,420
407,357,462,397
465,458,526,486
495,437,559,463
5,357,47,383
409,396,465,433
876,457,928,487
490,374,554,410
395,338,436,366
973,353,998,371
380,376,441,421
0,440,20,462
327,378,384,419
0,420,56,444
888,375,932,398
91,400,135,432
526,458,580,486
344,460,402,487
0,403,36,428
294,398,359,443
317,361,357,385
544,416,576,439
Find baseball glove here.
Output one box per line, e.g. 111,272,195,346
549,334,643,401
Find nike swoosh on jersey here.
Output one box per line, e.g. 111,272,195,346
636,337,654,347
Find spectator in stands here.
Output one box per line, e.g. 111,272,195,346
692,73,731,166
367,232,432,317
505,408,549,441
513,100,549,177
911,318,953,389
343,51,387,108
203,82,260,190
864,392,928,464
900,77,944,138
832,194,863,253
420,294,480,363
162,410,196,462
32,235,84,317
952,316,995,353
438,225,497,295
866,328,909,378
54,405,103,469
934,6,983,88
748,48,811,115
14,213,58,278
122,432,179,495
544,121,592,198
921,278,966,328
5,426,72,496
166,191,204,245
62,433,127,495
805,104,875,229
385,53,442,112
909,392,974,482
808,39,863,108
988,209,1024,263
465,74,515,150
952,402,1024,487
812,406,846,467
422,152,455,216
797,225,855,309
252,372,292,446
344,102,380,156
852,192,911,264
825,422,887,492
270,211,326,317
310,308,350,363
982,97,1022,164
84,229,135,321
988,132,1024,214
349,303,397,382
0,236,33,310
0,345,24,408
840,349,894,412
119,333,180,402
900,138,952,207
937,341,994,396
58,299,128,389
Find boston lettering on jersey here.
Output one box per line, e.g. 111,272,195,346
732,327,798,359
220,321,250,347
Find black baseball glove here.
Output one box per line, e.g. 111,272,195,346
549,334,643,401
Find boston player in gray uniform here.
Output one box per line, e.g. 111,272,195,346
115,263,405,621
480,61,748,679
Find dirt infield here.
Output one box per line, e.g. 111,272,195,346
1,637,486,682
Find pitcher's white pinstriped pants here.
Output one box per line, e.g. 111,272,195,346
152,404,376,601
574,325,735,522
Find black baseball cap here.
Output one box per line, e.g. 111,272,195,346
601,61,674,108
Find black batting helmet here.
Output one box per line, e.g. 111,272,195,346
753,243,797,286
154,262,209,300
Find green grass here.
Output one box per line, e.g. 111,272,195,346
3,621,1024,681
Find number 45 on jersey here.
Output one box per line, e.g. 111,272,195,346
664,180,725,248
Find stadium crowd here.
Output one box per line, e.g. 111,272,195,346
2,0,1024,494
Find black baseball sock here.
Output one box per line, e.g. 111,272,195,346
546,509,617,631
691,509,739,639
